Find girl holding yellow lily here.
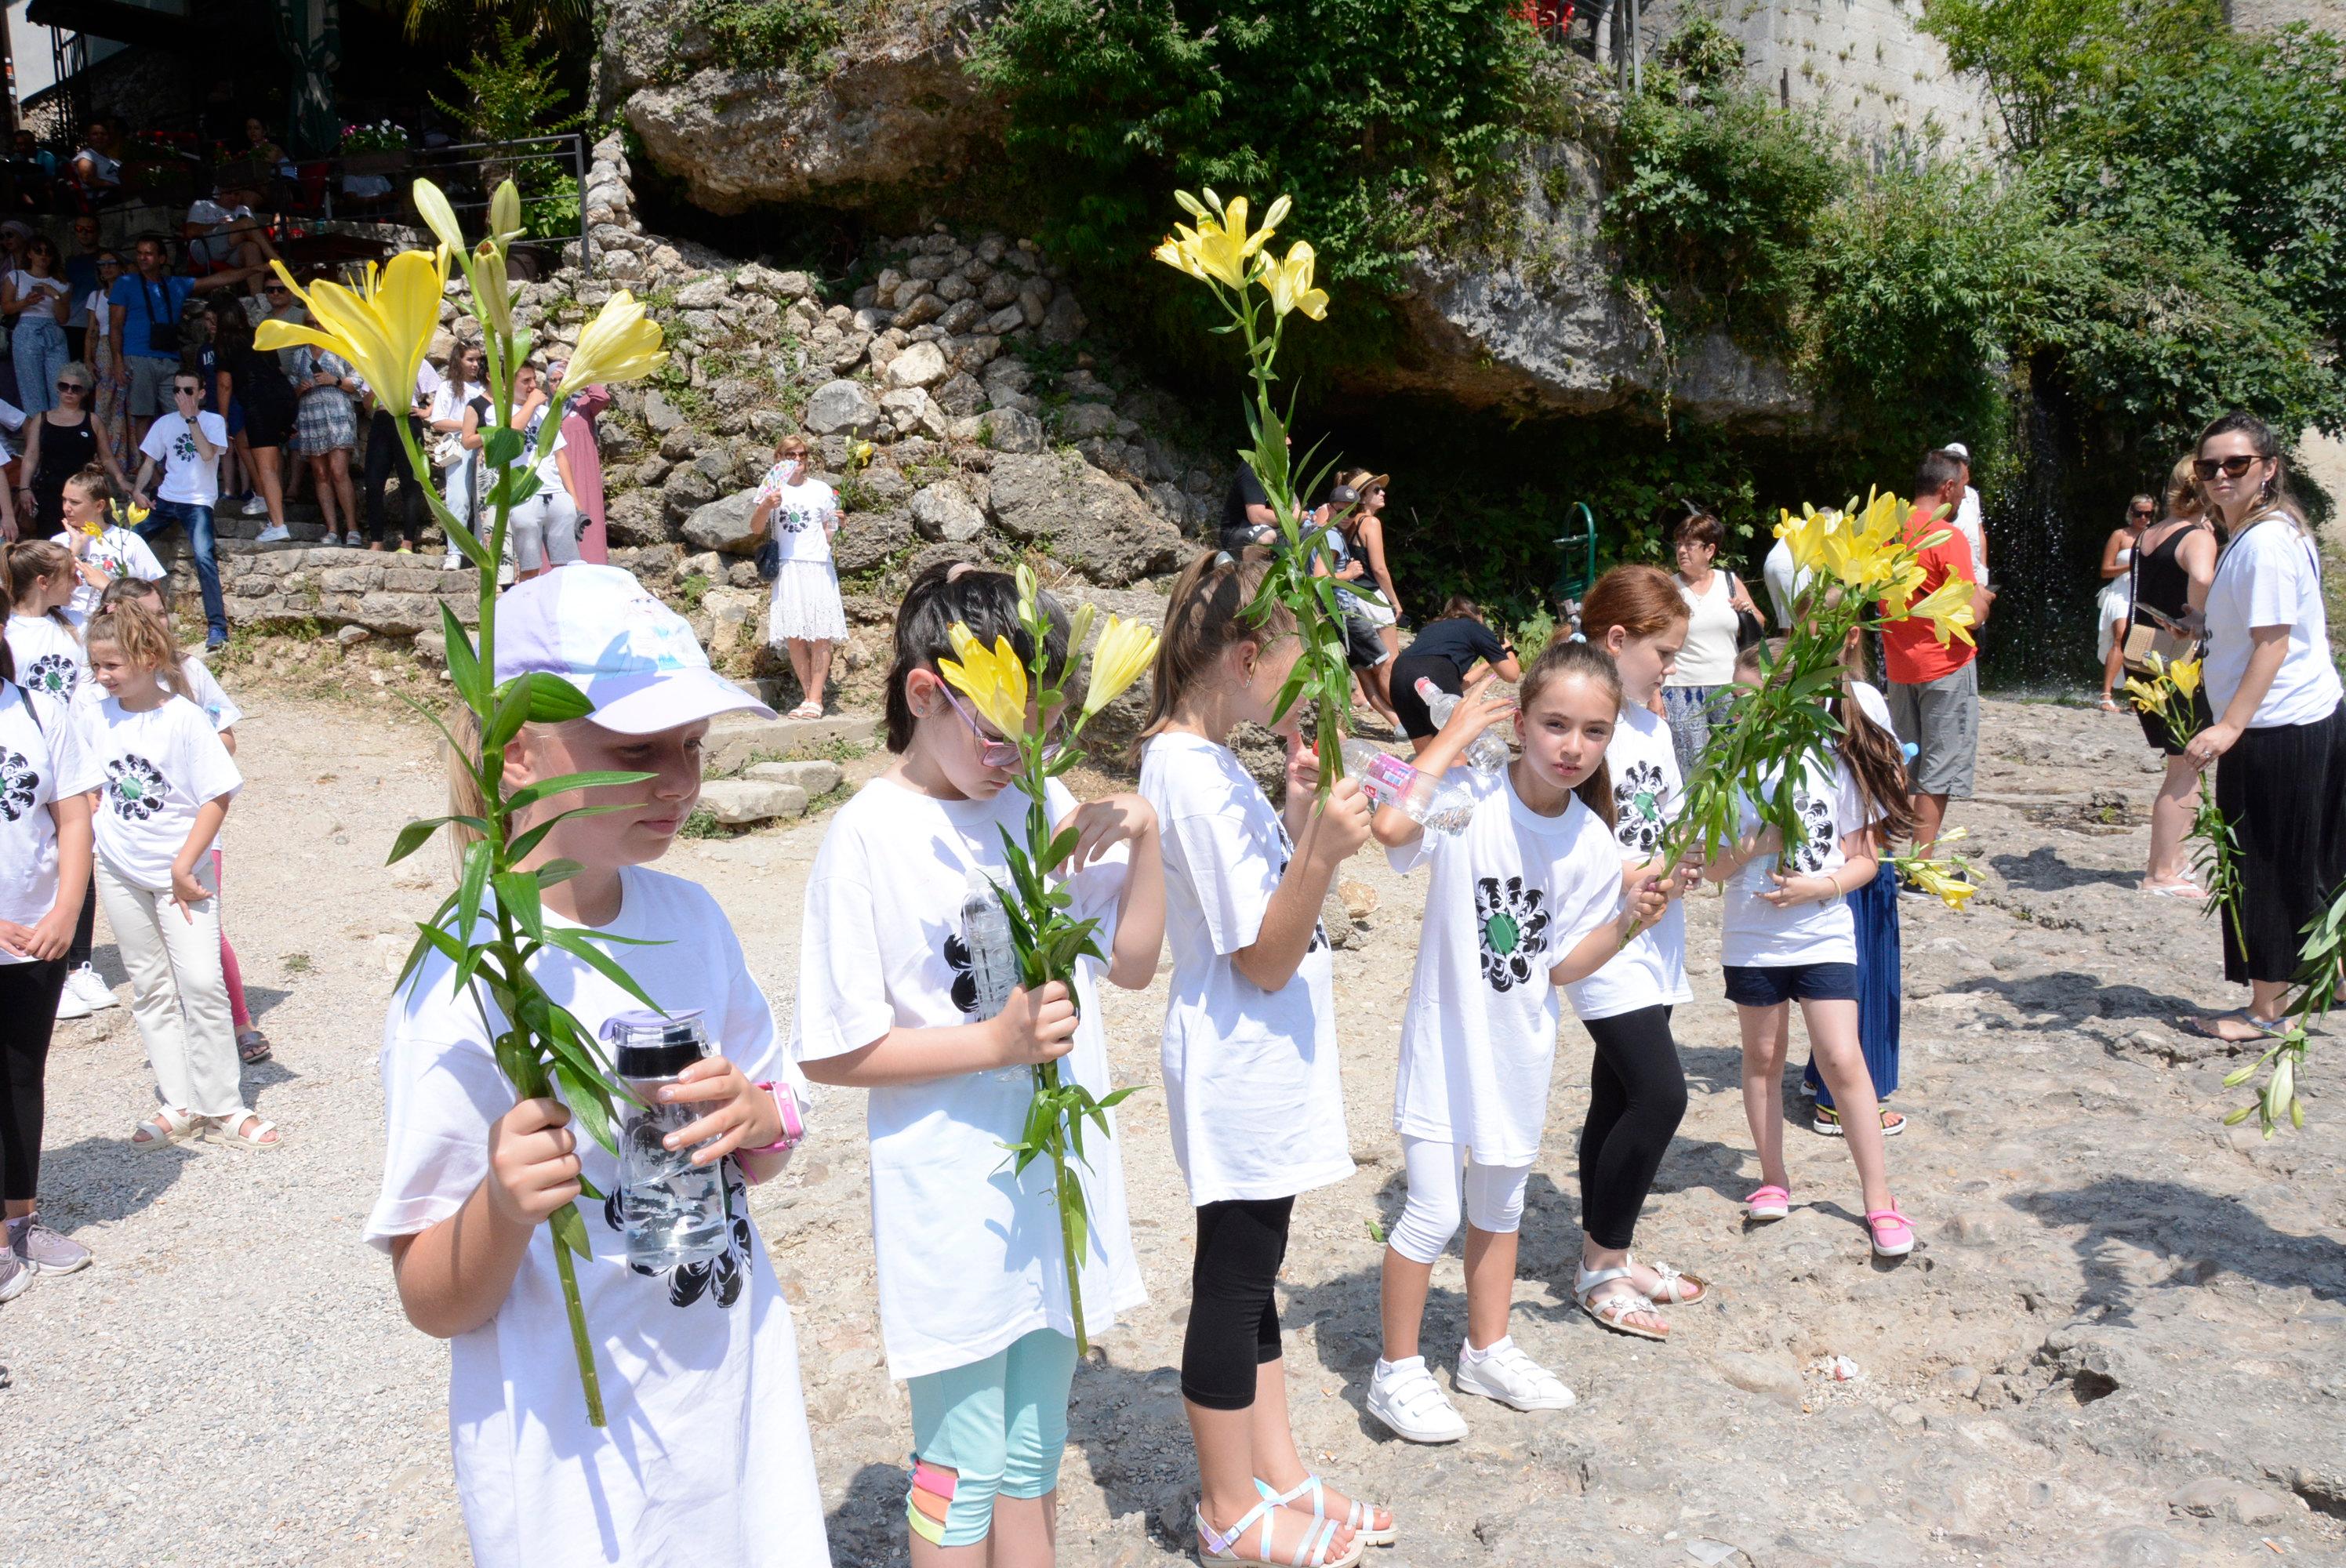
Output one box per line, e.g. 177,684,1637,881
2123,456,2218,898
794,563,1164,1567
52,466,161,618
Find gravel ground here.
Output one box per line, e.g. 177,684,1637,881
6,683,2344,1568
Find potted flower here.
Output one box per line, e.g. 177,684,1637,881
339,120,413,178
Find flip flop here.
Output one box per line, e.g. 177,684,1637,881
2178,1007,2289,1043
2142,880,2207,900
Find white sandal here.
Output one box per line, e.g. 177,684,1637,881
206,1110,283,1152
1575,1263,1668,1342
1197,1498,1363,1567
1255,1474,1394,1548
129,1105,202,1152
1628,1253,1708,1305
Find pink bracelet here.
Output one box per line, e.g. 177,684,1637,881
742,1080,804,1156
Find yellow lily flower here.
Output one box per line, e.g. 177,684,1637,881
1902,573,1978,648
255,250,447,419
2170,656,2203,700
1180,188,1279,291
1262,241,1329,321
473,241,516,341
560,290,669,394
852,441,876,468
1152,232,1209,283
412,178,467,256
117,500,149,529
489,180,524,247
1775,503,1835,572
1084,615,1160,717
1063,602,1097,684
939,623,1033,741
2122,677,2165,711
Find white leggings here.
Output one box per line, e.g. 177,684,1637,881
1388,1135,1533,1265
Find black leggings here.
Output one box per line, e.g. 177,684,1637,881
0,958,67,1202
1578,1005,1688,1250
67,871,94,969
1182,1196,1293,1410
365,408,428,547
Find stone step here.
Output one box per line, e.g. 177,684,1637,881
704,711,880,775
696,778,808,826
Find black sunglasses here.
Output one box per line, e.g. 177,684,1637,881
2127,505,2155,517
55,380,85,394
2192,454,2260,481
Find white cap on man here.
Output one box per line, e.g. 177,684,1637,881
1941,441,1970,463
489,564,775,734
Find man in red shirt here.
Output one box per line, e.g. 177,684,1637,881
1881,448,1996,862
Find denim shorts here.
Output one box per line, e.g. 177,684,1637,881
1723,960,1859,1007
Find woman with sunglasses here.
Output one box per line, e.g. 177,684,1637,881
2094,494,2155,711
2179,412,2346,1044
215,307,294,542
17,362,128,533
2,235,72,418
79,251,128,460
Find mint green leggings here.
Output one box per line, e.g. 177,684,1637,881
906,1328,1078,1548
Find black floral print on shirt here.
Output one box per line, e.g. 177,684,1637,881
1786,786,1836,874
1612,760,1668,856
0,748,34,822
21,654,76,701
1476,875,1550,993
602,1160,754,1310
106,754,169,821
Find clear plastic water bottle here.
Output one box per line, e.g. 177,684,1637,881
960,868,1019,1022
1418,679,1513,772
605,1009,729,1272
1338,737,1426,815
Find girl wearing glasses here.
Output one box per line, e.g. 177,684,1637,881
2179,412,2345,1044
2094,493,2156,710
2,236,72,418
794,563,1164,1568
745,434,846,720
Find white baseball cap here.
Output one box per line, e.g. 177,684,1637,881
1941,441,1970,463
490,564,775,734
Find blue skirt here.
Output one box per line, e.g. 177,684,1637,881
1804,858,1901,1107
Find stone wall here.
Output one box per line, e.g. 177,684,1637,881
193,545,481,638
1637,0,1997,153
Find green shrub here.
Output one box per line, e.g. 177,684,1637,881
968,0,1549,292
695,0,845,73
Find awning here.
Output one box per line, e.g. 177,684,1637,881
24,0,195,49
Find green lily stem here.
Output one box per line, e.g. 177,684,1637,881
392,318,614,1428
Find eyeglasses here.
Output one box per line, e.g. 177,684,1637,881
2192,454,2260,481
2128,506,2155,518
938,685,1062,769
55,381,85,394
263,285,289,295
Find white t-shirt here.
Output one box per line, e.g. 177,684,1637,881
2203,514,2342,731
1720,753,1872,969
1671,572,1741,688
5,612,85,703
793,775,1143,1380
1951,487,1988,587
85,694,241,891
6,270,67,314
0,682,102,967
756,470,837,565
1386,767,1621,1166
1762,536,1814,629
139,411,230,507
81,289,110,336
1566,704,1693,1021
178,655,240,731
1138,730,1353,1206
366,866,829,1568
51,526,165,619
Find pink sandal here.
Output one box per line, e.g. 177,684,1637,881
1745,1185,1790,1222
1865,1204,1915,1258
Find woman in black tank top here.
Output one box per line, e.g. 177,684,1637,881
2126,456,2220,895
15,365,124,531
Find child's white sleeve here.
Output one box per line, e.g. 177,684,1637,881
1163,809,1275,958
1832,760,1874,840
364,1025,508,1252
179,706,242,804
792,860,892,1064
